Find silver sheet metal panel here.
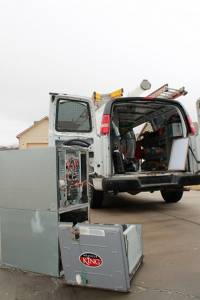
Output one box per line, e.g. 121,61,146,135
59,223,143,292
0,148,60,276
123,225,143,274
0,148,58,211
0,208,59,276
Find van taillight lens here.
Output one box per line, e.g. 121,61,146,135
187,116,196,135
101,114,110,135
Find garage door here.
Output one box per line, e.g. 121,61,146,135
26,143,48,149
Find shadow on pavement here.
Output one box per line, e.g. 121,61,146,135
103,192,167,212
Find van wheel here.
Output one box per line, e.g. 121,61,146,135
161,189,183,203
90,189,104,209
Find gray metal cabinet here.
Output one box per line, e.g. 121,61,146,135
0,148,60,276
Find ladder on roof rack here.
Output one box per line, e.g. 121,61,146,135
146,84,188,100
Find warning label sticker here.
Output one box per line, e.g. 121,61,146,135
80,227,105,237
79,253,103,268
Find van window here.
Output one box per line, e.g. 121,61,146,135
56,99,91,132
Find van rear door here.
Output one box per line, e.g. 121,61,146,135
49,94,96,147
188,99,200,174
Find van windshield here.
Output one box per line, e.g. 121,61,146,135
56,99,91,132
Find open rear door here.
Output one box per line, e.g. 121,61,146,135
48,93,96,147
188,99,200,174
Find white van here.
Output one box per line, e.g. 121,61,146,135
49,93,200,208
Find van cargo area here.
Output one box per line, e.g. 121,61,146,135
110,99,189,175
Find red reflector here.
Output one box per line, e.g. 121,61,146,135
101,114,110,135
187,116,195,135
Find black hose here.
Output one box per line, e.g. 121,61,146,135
189,146,200,164
189,146,200,174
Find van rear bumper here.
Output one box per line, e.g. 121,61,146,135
102,174,200,192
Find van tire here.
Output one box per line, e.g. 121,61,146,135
90,189,104,209
161,189,183,203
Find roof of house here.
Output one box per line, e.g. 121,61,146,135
16,116,49,138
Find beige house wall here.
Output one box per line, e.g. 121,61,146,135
17,118,49,150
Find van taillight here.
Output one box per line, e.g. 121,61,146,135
101,114,110,135
187,115,196,135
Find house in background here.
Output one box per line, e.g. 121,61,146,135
17,117,49,149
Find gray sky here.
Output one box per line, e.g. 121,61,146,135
0,0,200,145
